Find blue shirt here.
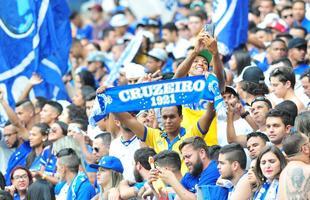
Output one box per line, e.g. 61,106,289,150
293,18,310,33
29,155,42,172
13,193,21,200
198,160,220,187
255,57,269,72
67,172,96,200
40,146,57,174
5,141,31,185
294,63,309,76
181,160,220,193
76,25,93,40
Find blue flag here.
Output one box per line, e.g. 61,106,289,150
212,0,249,55
0,0,71,106
90,74,226,125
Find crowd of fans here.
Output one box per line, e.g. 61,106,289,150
0,0,309,199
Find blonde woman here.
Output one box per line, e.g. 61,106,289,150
90,156,123,200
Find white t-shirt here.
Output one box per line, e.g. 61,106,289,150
217,117,253,146
166,38,191,59
109,135,141,182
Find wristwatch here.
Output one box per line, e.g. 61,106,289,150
240,111,250,119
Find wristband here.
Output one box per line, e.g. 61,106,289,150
240,111,250,119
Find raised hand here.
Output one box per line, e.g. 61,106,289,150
194,29,208,54
30,73,43,86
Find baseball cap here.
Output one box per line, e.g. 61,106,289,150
87,51,106,63
90,156,124,173
110,14,128,27
223,86,239,98
198,49,212,64
235,65,265,84
121,63,146,79
251,96,272,108
146,48,168,62
288,38,307,50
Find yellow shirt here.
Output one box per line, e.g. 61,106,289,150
181,106,218,146
141,123,206,174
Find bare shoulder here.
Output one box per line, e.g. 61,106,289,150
279,162,310,200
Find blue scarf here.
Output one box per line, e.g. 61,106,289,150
90,74,225,125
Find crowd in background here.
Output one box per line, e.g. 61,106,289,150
0,0,309,199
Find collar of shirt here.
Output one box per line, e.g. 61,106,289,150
161,127,186,150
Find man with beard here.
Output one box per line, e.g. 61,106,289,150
217,143,247,199
119,147,156,199
2,122,31,185
156,136,219,200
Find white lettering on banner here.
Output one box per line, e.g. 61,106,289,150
151,94,176,106
118,79,206,102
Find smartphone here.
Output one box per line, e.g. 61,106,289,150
204,23,215,37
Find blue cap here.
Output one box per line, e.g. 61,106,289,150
89,156,124,173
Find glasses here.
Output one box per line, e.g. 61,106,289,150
56,148,76,158
13,174,28,180
251,96,272,108
3,132,17,138
283,14,293,19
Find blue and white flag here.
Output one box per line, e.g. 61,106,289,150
90,74,226,125
212,0,249,55
105,31,144,86
0,0,71,106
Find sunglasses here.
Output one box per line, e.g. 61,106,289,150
56,148,76,158
251,96,272,108
93,147,100,153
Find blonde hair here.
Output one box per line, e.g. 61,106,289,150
111,171,123,188
52,136,85,170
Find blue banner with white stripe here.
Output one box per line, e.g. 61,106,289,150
213,0,249,55
90,74,226,125
0,0,71,106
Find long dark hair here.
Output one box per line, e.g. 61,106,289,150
77,70,96,90
27,179,55,200
233,50,252,75
26,123,50,169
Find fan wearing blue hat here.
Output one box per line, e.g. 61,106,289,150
90,156,124,200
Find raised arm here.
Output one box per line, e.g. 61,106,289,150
208,47,224,92
226,104,247,147
0,89,28,140
113,112,145,139
17,73,43,102
197,102,216,134
174,30,207,78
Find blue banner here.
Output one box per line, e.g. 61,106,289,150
0,0,71,106
212,0,248,55
90,74,226,125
